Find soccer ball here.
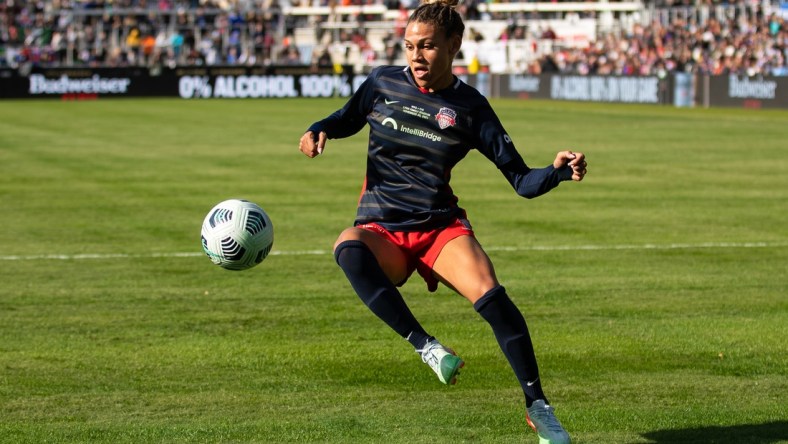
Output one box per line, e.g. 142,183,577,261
200,199,274,270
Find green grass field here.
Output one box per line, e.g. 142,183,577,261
1,98,786,443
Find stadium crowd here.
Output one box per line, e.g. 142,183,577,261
524,10,788,76
0,0,286,67
1,0,786,76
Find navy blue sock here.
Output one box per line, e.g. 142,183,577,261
334,240,432,350
474,285,547,407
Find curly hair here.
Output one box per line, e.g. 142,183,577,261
407,0,465,39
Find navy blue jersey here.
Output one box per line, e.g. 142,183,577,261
308,65,572,231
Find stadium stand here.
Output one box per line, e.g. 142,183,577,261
1,0,785,76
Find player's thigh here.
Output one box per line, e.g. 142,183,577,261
432,235,499,304
334,227,409,284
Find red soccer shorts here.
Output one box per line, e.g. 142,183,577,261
357,218,475,292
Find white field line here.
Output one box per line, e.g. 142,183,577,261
0,241,785,261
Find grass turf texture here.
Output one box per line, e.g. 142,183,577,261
0,98,786,443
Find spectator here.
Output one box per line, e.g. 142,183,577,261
280,43,301,64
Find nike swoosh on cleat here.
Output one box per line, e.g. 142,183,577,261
385,99,399,105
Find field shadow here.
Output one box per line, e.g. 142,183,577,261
641,421,788,443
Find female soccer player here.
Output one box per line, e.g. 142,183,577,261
299,0,586,442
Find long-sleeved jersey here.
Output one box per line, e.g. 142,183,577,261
308,65,573,231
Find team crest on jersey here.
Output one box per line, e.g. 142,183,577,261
435,107,457,129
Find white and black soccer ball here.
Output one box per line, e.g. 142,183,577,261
201,199,274,270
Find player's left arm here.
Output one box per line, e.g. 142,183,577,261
498,155,574,199
473,104,586,198
499,151,586,199
553,150,587,182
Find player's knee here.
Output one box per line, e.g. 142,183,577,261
473,284,508,312
462,278,500,304
333,239,368,267
333,227,366,252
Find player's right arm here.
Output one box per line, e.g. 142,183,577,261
300,68,379,157
299,130,327,158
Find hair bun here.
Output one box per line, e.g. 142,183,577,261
422,0,460,7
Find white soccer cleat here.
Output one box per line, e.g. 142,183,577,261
417,339,464,385
526,399,571,444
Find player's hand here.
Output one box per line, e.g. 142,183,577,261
553,150,586,181
299,131,327,158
